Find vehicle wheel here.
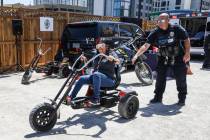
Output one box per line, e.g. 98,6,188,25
45,67,53,76
59,65,71,78
44,62,54,76
118,95,139,119
21,69,33,84
29,103,57,132
135,62,153,85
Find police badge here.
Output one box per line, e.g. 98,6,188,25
170,31,175,37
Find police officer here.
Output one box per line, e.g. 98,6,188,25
132,13,191,106
202,34,210,69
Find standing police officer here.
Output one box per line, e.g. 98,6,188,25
132,13,191,106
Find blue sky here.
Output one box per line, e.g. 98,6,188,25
4,0,32,5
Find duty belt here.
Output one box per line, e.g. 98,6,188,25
158,46,179,65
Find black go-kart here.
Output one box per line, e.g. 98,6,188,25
29,53,139,132
21,38,71,85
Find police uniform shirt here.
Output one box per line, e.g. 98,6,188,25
146,24,189,57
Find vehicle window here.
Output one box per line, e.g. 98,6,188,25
66,23,98,39
206,22,210,31
100,23,118,37
119,24,133,37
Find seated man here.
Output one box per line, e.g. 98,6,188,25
66,42,120,106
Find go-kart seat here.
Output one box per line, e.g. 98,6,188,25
100,65,121,91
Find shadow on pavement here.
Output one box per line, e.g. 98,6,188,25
24,75,58,85
120,82,148,88
0,75,10,79
24,108,134,139
0,72,22,77
139,103,182,117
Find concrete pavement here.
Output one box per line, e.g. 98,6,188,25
0,61,210,140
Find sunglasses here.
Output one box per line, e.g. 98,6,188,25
157,19,167,24
96,44,106,49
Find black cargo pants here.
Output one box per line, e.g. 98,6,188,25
154,56,187,100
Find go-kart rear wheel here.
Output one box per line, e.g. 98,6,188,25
29,103,57,132
118,95,139,119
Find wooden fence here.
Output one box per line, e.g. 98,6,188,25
0,7,120,71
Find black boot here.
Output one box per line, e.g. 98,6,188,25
177,98,186,106
150,94,162,104
177,94,186,106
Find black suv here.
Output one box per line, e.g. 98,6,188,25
59,21,145,63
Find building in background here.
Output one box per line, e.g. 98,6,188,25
92,0,152,19
112,0,152,18
191,0,210,11
152,0,190,12
32,0,94,13
113,0,130,17
93,0,133,17
136,0,153,19
93,0,114,16
92,0,135,17
152,0,210,12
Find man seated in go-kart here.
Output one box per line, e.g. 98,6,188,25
65,41,120,106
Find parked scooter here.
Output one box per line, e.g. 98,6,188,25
21,38,71,84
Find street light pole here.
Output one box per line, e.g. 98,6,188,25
1,0,3,7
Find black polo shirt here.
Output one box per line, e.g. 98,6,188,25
146,24,189,56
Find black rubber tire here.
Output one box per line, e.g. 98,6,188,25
44,62,55,76
118,95,139,119
45,67,53,76
29,103,57,132
59,65,71,78
135,62,153,85
21,69,32,84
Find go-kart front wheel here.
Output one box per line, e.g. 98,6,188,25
118,95,139,119
21,69,33,84
29,103,57,132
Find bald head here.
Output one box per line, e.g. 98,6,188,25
159,13,169,20
157,13,170,30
